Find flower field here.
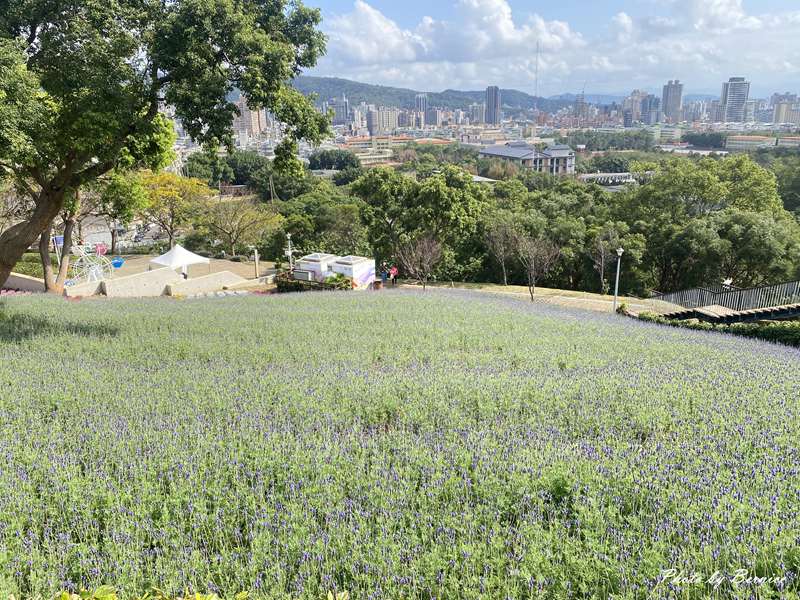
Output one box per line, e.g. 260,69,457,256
0,291,799,599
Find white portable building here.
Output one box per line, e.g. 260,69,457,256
296,253,340,282
331,255,376,290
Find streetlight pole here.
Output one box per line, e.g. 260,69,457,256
613,247,624,313
284,233,295,272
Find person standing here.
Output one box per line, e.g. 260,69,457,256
389,265,398,286
380,262,389,287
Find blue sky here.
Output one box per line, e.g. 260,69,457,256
304,0,800,97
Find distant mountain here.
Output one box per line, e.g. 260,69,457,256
549,93,626,105
684,94,718,102
293,76,570,113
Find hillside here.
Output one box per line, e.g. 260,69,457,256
1,291,798,598
294,75,569,113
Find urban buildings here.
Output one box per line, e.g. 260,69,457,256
367,107,400,136
415,94,428,114
720,77,750,122
641,95,661,125
774,102,800,124
232,97,269,146
725,136,776,151
623,90,648,122
485,86,501,125
469,103,485,125
661,80,683,123
479,142,575,175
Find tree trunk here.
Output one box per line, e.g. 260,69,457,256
54,217,76,292
528,281,535,301
111,228,118,255
501,260,508,286
39,225,57,292
0,189,66,289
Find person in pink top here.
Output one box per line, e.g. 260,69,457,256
389,265,398,286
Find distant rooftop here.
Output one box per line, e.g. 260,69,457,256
479,142,574,160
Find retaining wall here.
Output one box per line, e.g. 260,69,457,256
102,268,181,298
166,271,247,296
2,273,46,293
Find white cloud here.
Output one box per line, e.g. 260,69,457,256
612,12,634,43
325,0,423,64
312,0,800,96
688,0,762,33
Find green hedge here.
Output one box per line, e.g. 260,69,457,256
275,273,353,293
637,312,800,347
9,253,56,279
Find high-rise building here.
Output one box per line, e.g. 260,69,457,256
641,95,661,125
415,94,428,114
771,92,798,107
329,94,350,126
623,90,648,122
233,97,268,145
623,110,633,128
366,107,400,136
720,77,751,122
574,92,587,123
425,108,443,128
470,103,485,125
774,102,800,124
661,80,683,123
485,86,501,125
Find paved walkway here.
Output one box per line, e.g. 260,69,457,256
401,282,671,314
114,254,273,280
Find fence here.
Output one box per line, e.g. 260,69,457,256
655,280,800,312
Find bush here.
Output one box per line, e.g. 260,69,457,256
275,273,353,293
637,312,800,347
8,253,56,279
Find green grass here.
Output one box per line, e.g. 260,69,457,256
9,252,55,279
0,291,798,599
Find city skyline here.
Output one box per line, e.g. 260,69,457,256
309,0,800,97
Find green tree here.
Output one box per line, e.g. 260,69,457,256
200,197,283,257
0,0,329,287
184,149,234,187
96,173,149,255
716,154,782,214
308,149,361,171
715,209,800,286
772,156,800,213
332,166,364,187
351,167,419,260
140,172,212,248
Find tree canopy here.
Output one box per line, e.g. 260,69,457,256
0,0,330,286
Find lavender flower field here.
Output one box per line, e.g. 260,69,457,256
1,291,799,599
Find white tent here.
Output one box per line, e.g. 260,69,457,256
149,244,210,276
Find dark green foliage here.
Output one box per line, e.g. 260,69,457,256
577,151,665,174
332,166,364,186
275,273,351,293
637,312,800,347
683,132,728,149
308,149,360,171
558,130,654,151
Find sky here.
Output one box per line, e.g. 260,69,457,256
304,0,800,98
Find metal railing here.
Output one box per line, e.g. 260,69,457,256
655,280,800,312
655,284,738,309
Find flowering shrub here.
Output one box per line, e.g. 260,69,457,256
0,291,798,598
637,311,800,347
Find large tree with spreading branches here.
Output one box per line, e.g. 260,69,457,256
0,0,330,287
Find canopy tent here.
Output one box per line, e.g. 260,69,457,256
149,244,210,276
